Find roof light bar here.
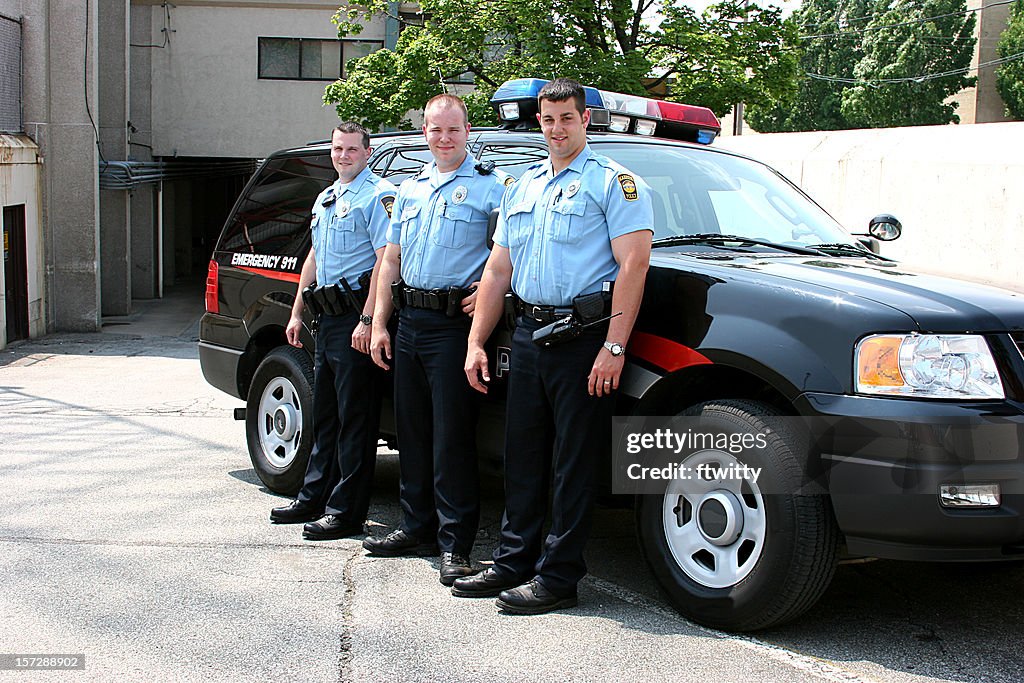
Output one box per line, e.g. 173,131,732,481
489,78,721,144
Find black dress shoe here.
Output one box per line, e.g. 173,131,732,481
361,529,439,557
496,579,578,615
451,567,520,598
439,552,474,586
302,515,365,540
270,499,321,524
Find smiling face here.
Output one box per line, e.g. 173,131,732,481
423,102,470,173
538,97,590,172
330,130,371,183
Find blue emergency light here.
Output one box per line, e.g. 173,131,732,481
489,78,721,145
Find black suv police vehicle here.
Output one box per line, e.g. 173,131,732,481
200,79,1024,631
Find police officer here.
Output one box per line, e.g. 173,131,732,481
456,78,654,613
270,122,397,541
366,94,508,586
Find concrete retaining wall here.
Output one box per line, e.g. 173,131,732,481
715,123,1024,292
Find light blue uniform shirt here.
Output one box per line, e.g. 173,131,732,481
385,153,508,290
493,144,654,306
311,166,396,290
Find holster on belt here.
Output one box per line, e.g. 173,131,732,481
445,286,473,318
572,290,611,324
503,291,520,331
390,279,404,311
302,285,324,317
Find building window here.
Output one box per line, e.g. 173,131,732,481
0,14,23,133
258,37,382,81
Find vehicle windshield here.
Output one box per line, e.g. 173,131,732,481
592,142,857,247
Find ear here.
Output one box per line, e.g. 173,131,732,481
582,108,591,128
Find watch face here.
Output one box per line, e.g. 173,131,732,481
360,314,373,325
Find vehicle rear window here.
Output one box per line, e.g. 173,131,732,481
219,154,335,256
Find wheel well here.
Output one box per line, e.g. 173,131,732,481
237,325,292,399
631,365,795,417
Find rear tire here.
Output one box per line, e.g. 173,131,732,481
636,399,838,631
245,346,314,495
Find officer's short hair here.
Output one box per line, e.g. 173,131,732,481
424,94,469,127
334,121,371,149
538,78,586,115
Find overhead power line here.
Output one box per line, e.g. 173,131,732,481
799,0,1016,40
805,49,1024,84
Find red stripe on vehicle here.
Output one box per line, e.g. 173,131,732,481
628,332,711,371
236,266,301,283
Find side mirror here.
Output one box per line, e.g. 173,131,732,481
486,207,499,249
868,214,902,241
857,237,880,254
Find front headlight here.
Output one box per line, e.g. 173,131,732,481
855,333,1004,399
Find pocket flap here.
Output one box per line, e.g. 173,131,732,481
443,204,474,221
552,199,585,216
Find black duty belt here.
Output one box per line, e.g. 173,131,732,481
303,284,365,317
400,286,450,311
520,302,574,324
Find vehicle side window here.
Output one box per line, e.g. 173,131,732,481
478,144,548,178
219,154,335,256
376,146,433,183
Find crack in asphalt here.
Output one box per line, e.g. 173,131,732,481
338,548,361,683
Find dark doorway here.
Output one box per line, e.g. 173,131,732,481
3,204,29,342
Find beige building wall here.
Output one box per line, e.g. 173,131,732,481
716,123,1024,292
0,135,46,349
144,0,383,158
949,0,1014,123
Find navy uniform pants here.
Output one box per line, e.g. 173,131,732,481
296,310,385,522
492,317,613,597
394,307,480,555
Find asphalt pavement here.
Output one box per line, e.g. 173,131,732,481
2,283,1023,682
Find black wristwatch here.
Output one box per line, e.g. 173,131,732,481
359,313,373,325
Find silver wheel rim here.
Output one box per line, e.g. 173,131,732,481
257,376,303,469
662,449,766,589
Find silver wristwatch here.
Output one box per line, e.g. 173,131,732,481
603,340,625,357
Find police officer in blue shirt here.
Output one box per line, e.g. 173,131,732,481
455,79,654,614
270,122,397,541
366,94,508,586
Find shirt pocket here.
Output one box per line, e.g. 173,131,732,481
550,199,586,244
399,204,421,245
327,214,357,252
432,204,474,249
503,201,534,248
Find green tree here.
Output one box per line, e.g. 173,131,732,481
747,0,872,132
841,0,975,127
324,0,801,129
995,0,1024,119
748,0,976,131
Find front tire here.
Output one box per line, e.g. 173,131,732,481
245,346,314,495
636,399,838,631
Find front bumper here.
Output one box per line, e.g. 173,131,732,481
798,391,1024,561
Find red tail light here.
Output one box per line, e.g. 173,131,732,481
205,260,219,314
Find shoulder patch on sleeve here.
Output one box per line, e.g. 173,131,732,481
617,173,638,202
380,194,395,218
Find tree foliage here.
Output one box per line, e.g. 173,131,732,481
324,0,801,130
995,0,1024,119
748,0,976,131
